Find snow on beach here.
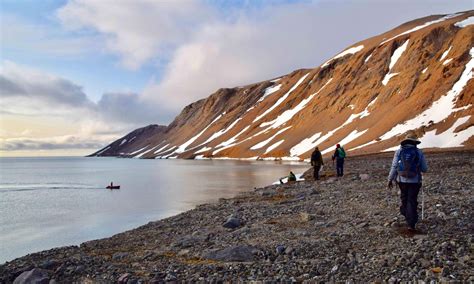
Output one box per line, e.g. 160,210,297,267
382,40,409,86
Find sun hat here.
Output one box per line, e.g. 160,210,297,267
401,132,421,144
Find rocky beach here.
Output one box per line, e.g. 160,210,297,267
1,150,473,283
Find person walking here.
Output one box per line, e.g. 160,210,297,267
387,133,428,231
332,144,346,177
310,147,324,180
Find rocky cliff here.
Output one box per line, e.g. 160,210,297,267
90,11,474,159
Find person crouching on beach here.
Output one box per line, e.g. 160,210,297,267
280,171,297,184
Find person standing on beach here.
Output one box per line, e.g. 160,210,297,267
332,144,346,177
387,133,428,231
310,147,324,180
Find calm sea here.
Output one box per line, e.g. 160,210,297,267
0,157,307,263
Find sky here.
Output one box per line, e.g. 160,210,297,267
0,0,472,157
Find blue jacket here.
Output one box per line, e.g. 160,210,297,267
388,145,428,183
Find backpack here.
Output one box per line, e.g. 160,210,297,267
337,147,346,158
397,147,420,178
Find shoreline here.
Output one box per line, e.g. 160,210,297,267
1,150,472,282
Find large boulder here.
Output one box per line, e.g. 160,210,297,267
13,268,49,284
222,216,242,229
203,245,257,262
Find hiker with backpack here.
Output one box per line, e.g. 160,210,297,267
387,133,428,231
332,144,346,177
310,147,324,180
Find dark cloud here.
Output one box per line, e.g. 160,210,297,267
0,63,92,108
96,92,170,125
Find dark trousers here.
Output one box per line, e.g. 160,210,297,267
398,182,421,228
313,164,321,180
336,158,344,177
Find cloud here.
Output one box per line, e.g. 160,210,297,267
58,0,473,115
0,135,105,151
1,14,100,58
0,62,162,151
57,0,214,69
1,61,92,109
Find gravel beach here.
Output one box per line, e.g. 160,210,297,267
1,150,473,283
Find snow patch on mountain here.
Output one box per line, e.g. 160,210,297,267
321,129,368,154
212,125,251,155
289,132,322,157
134,145,158,158
381,13,464,44
455,16,474,27
175,113,223,153
119,139,127,146
154,143,170,154
349,140,378,151
443,58,453,65
380,47,474,141
322,45,364,68
250,126,291,150
202,118,242,145
440,46,452,61
129,145,148,156
258,84,282,103
265,139,285,154
382,40,409,86
95,146,110,156
420,116,472,147
253,73,310,123
259,78,333,129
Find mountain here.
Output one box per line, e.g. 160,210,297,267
90,11,474,160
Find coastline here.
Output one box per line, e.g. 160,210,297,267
1,151,472,282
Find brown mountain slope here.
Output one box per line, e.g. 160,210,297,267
90,11,474,160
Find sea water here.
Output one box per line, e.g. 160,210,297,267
0,157,307,263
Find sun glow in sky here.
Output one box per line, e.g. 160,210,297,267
1,0,471,157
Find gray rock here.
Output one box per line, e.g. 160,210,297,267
39,260,59,270
13,268,49,284
359,174,370,180
223,216,241,229
276,245,286,255
112,252,129,260
203,245,257,262
300,212,315,222
118,273,131,284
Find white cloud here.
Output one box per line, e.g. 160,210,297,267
58,0,473,114
57,0,214,69
0,62,162,152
